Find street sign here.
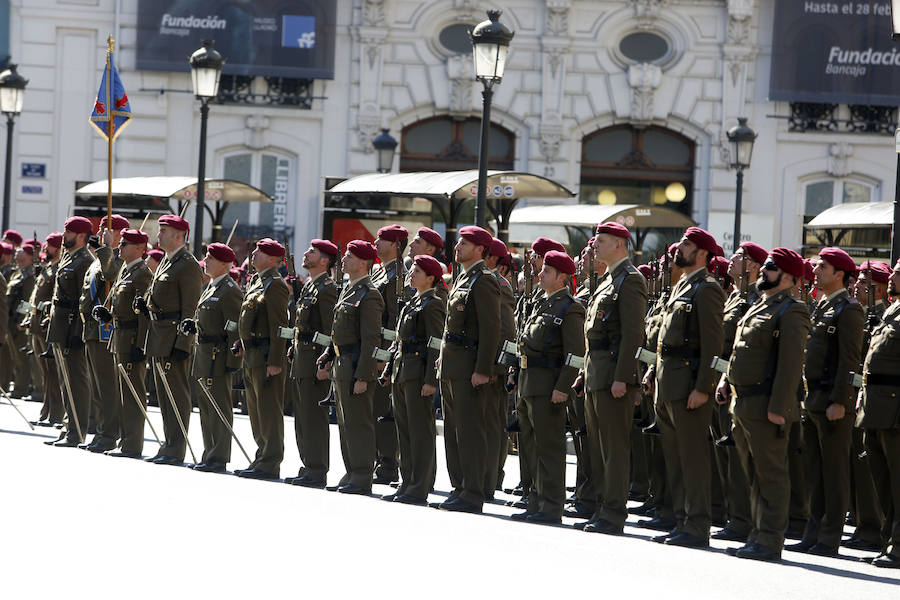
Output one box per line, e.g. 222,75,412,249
21,185,43,194
21,163,45,178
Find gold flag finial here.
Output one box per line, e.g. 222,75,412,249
107,35,114,53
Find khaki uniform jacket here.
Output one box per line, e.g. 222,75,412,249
584,259,647,391
290,272,338,379
519,288,586,396
193,274,243,378
0,262,12,281
371,258,403,331
330,275,384,382
804,289,864,412
6,265,34,329
47,246,92,347
494,271,517,376
727,289,810,420
856,300,900,429
26,261,56,335
143,246,203,358
439,261,501,379
656,267,725,401
391,287,446,386
722,282,760,359
239,267,290,369
80,247,123,343
109,259,152,356
644,292,668,353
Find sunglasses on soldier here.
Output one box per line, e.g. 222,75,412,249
762,260,779,272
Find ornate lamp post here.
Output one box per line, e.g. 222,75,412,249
726,117,756,253
372,128,398,173
0,64,27,232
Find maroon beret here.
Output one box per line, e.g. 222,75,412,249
120,228,149,245
256,237,285,258
3,229,22,245
637,264,652,278
713,243,724,258
45,232,63,248
158,214,189,231
490,237,508,259
347,239,377,261
229,267,241,283
23,238,39,248
0,241,12,255
414,254,444,282
818,247,856,276
311,238,338,256
595,222,630,239
708,255,730,277
543,250,576,275
417,227,443,249
803,259,815,282
683,227,718,256
146,249,164,262
20,245,34,256
377,224,409,243
100,214,130,231
857,260,891,284
770,247,805,279
739,241,768,265
459,226,493,249
64,216,93,235
207,242,236,264
531,236,565,257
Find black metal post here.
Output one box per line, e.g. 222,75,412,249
2,115,14,233
733,169,744,255
193,99,209,257
475,84,494,229
893,151,900,264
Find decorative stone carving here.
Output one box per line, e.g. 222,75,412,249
447,54,474,117
628,63,662,123
828,142,854,178
244,115,270,150
363,0,386,27
546,1,570,36
631,0,670,29
539,112,563,177
360,36,382,70
545,46,567,78
357,103,381,152
727,0,754,20
452,0,479,18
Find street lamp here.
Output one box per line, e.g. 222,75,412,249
726,117,756,254
372,128,398,173
0,64,26,233
189,40,225,255
470,10,514,228
892,2,900,260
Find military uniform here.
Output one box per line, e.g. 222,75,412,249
518,287,585,519
655,266,725,541
390,287,446,500
239,267,291,476
330,275,384,489
799,288,864,550
142,245,203,461
439,260,501,508
370,258,402,481
5,264,34,396
583,258,647,529
28,260,62,423
488,270,516,496
192,273,243,465
80,246,123,449
513,286,544,494
570,283,596,513
857,299,900,562
289,271,338,483
0,262,12,388
643,290,674,523
108,257,152,454
47,246,93,443
728,289,810,553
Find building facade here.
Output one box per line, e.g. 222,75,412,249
3,0,897,257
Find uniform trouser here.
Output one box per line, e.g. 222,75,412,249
373,382,399,480
520,393,567,519
801,409,853,548
151,357,191,461
496,384,511,490
9,328,32,393
393,378,437,500
196,375,232,465
34,334,62,422
30,338,43,394
648,431,675,521
865,428,900,555
483,378,506,497
117,358,147,454
629,392,652,499
733,406,791,551
441,377,491,507
515,393,535,491
244,365,285,476
788,420,810,532
0,338,11,387
292,376,330,481
711,401,753,535
657,396,713,540
86,339,119,446
569,392,596,510
59,344,91,443
586,388,635,528
851,427,885,544
335,378,376,488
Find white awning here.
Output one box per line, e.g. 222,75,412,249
327,170,575,200
805,202,892,229
509,203,695,229
75,177,272,204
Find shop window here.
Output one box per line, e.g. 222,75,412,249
399,116,515,172
802,177,877,225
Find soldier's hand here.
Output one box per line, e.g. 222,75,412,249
611,380,627,398
825,403,846,421
266,365,282,377
133,297,149,316
551,390,568,404
102,228,113,247
421,383,436,397
316,367,330,380
471,372,490,387
715,380,731,405
353,380,368,395
91,305,112,323
232,340,243,357
641,369,655,397
287,345,294,361
767,411,786,426
178,318,197,336
41,317,50,329
686,389,709,410
571,374,584,397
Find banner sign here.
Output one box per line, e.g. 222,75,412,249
769,1,900,105
136,0,336,79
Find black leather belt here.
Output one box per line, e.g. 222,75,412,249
149,310,180,322
807,380,834,393
52,298,76,309
659,344,699,359
864,372,900,387
520,355,563,369
244,338,269,348
733,382,773,397
588,339,612,351
199,334,227,344
445,333,477,349
335,343,360,357
296,331,314,343
113,319,138,330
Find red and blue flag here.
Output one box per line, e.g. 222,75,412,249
89,51,132,141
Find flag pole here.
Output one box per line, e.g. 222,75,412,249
106,35,114,229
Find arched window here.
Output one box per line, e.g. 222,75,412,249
399,116,515,172
802,177,879,224
579,125,694,216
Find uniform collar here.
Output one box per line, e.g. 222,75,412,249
463,259,485,274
